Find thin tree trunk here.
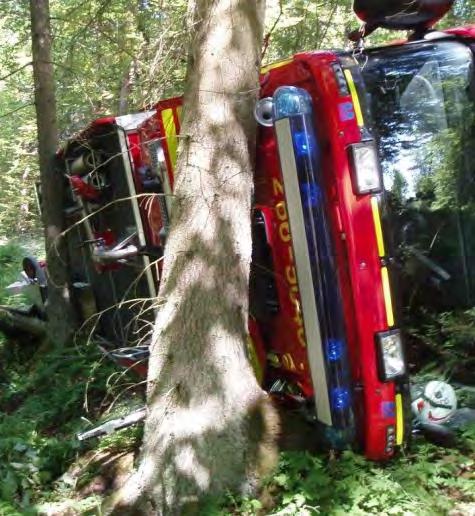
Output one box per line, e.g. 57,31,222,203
0,306,46,338
106,0,277,513
118,61,136,115
118,64,132,115
30,0,75,344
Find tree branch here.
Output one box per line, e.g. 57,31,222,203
0,102,34,119
0,62,32,82
262,0,283,60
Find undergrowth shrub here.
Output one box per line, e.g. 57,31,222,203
0,240,146,512
226,443,474,515
0,245,472,515
406,308,475,381
0,343,126,511
0,242,26,306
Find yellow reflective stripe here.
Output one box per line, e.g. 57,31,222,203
176,106,182,123
246,335,263,385
161,108,178,170
344,69,364,127
395,393,404,445
371,196,386,257
260,58,293,74
381,267,395,327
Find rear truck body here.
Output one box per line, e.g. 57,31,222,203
57,111,160,377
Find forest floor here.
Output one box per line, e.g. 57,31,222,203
0,240,473,516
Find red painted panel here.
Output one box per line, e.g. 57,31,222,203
255,50,398,459
445,25,475,38
300,52,396,459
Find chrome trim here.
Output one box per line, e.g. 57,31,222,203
275,117,332,425
254,97,274,127
118,130,158,300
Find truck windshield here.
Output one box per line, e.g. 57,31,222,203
363,41,475,312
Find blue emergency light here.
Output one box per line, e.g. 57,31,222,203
273,86,354,433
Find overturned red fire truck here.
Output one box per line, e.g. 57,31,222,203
13,0,475,460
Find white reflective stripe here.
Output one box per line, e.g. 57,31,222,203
275,118,332,426
158,143,173,216
118,129,157,301
115,111,155,131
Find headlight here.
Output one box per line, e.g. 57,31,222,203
349,141,382,194
376,329,406,381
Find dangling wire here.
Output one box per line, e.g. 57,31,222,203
351,29,368,70
352,24,369,70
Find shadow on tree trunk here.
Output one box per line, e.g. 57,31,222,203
103,1,277,513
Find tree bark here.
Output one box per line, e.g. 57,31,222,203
106,0,277,513
30,0,75,345
118,60,137,115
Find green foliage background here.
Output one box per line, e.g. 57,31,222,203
0,0,342,233
0,0,470,236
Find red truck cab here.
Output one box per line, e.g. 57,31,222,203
251,54,407,459
249,23,475,459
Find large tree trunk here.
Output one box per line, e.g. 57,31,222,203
30,0,75,345
106,0,277,513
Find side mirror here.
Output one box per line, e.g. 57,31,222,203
353,0,454,31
